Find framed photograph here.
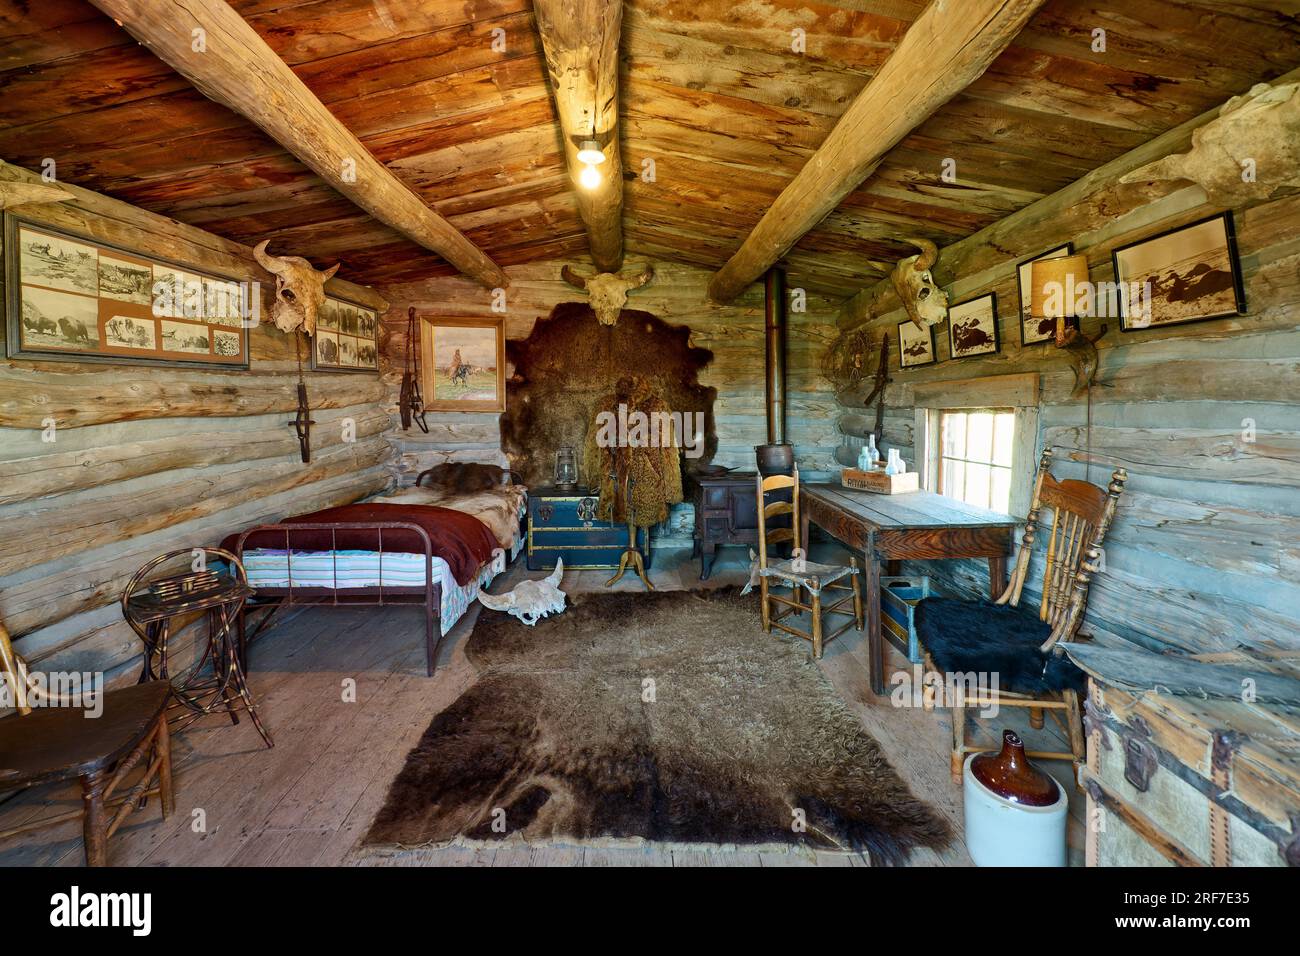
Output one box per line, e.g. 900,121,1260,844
898,318,937,369
5,215,250,368
311,295,379,373
948,292,1000,359
1017,243,1074,346
421,317,506,412
1112,212,1246,331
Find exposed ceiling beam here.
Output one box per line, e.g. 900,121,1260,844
706,0,1047,304
87,0,508,290
835,65,1300,332
533,0,625,272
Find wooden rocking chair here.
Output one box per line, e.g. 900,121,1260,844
756,467,863,658
918,448,1126,783
0,620,174,866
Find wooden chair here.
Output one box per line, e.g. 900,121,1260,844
917,448,1126,783
0,620,174,866
755,467,863,658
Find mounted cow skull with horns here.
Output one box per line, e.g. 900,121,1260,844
890,238,948,329
477,559,567,626
561,264,654,326
253,240,340,336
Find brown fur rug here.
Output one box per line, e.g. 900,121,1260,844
365,588,950,864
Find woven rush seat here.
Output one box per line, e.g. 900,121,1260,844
759,558,857,594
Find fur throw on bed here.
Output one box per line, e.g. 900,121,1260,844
582,376,683,528
373,483,526,552
415,462,510,494
914,597,1087,695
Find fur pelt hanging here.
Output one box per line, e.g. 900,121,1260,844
582,376,683,528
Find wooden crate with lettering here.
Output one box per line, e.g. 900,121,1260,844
1082,676,1300,868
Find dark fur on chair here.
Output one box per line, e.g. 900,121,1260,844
415,462,512,494
914,597,1086,695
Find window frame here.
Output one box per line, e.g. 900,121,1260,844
912,373,1040,519
936,408,1017,514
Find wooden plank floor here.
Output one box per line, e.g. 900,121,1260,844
0,543,1084,867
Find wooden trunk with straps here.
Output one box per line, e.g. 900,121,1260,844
1083,671,1300,867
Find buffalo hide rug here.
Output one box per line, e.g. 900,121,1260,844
365,589,950,863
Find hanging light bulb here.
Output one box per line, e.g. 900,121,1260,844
579,163,602,190
576,140,605,165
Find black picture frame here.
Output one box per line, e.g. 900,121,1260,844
4,213,251,370
1016,243,1075,347
1112,211,1247,333
310,294,380,374
898,318,937,368
947,291,1001,360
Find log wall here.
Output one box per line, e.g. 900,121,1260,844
378,257,842,484
808,185,1300,657
0,165,395,687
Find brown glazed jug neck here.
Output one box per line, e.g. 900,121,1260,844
970,730,1059,807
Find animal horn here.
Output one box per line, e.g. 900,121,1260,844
545,558,564,587
560,264,589,290
477,590,514,611
903,238,939,272
626,265,654,289
253,240,287,276
321,262,341,282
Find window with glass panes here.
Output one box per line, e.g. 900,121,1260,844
938,409,1015,513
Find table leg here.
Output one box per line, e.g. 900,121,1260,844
864,536,884,696
988,555,1007,600
800,511,811,554
699,542,716,581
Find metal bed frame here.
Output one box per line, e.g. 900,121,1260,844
235,521,443,676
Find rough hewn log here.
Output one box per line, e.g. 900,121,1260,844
706,0,1047,303
86,0,507,289
0,435,392,576
533,0,625,271
0,364,388,430
0,406,391,506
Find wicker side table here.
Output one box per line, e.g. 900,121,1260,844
122,548,272,749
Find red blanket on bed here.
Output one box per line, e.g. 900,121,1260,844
222,503,498,587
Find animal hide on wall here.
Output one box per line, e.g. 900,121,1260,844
500,302,717,488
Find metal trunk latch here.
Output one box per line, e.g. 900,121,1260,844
1123,716,1158,792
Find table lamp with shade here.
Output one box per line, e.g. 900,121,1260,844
1029,253,1107,398
1029,253,1090,346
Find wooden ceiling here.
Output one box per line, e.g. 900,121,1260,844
1,0,1298,299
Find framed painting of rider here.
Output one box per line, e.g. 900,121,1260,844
420,316,506,413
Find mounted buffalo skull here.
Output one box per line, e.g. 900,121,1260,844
477,559,567,626
560,264,655,326
252,240,340,336
890,238,948,329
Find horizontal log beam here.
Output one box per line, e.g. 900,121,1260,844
0,364,388,430
534,0,625,271
86,0,507,289
707,0,1046,303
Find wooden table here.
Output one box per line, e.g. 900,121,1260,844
800,484,1017,696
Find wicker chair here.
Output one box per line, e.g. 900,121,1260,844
917,448,1126,783
0,620,173,866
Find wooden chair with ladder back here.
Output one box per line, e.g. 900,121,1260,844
915,447,1126,783
0,619,174,866
755,466,863,658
